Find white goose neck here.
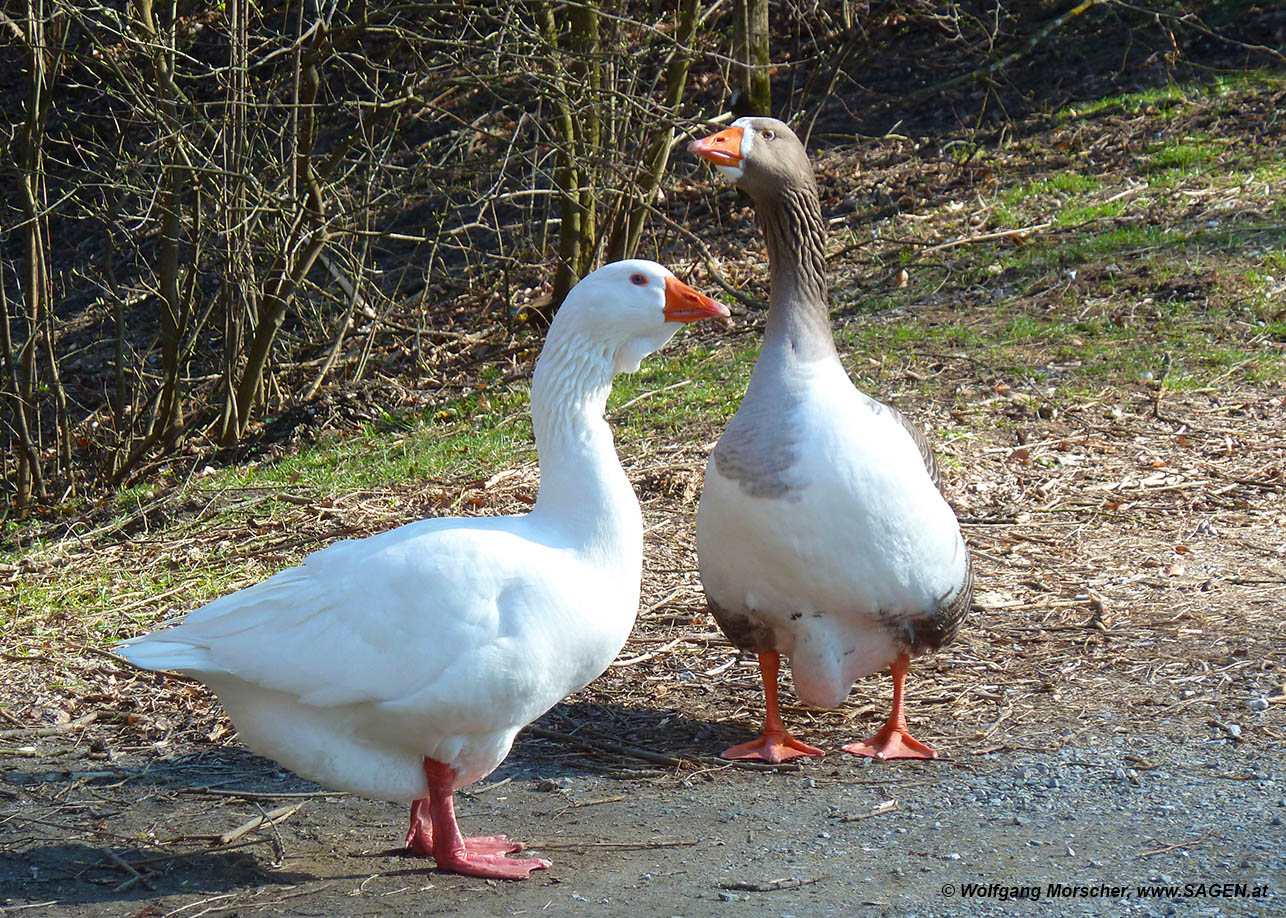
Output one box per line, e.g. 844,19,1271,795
528,316,641,558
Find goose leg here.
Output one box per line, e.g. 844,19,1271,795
421,757,551,879
405,797,434,855
843,653,938,760
722,650,824,763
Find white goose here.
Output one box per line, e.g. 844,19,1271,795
117,260,728,879
689,118,972,763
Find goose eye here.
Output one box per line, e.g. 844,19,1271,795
761,129,775,140
630,273,647,286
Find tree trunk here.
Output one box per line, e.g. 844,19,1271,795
134,0,188,445
9,0,56,507
536,1,602,325
733,0,771,116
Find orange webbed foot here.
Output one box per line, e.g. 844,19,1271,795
722,730,824,764
843,724,938,760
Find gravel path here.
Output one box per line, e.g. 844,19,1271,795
3,716,1282,916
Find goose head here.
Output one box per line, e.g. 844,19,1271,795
688,117,811,198
559,260,729,374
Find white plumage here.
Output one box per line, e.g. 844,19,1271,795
121,520,630,797
117,259,728,878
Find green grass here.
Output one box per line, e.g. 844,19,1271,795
1144,138,1222,177
1055,199,1128,226
1002,173,1101,206
1059,83,1190,119
226,399,534,496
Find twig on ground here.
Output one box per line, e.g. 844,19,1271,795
525,724,803,773
216,803,304,847
1139,829,1214,859
611,636,685,667
528,838,699,850
0,711,98,738
829,800,898,822
1152,351,1173,420
718,875,827,892
923,222,1052,253
524,724,686,767
612,379,693,415
178,787,340,800
102,847,154,892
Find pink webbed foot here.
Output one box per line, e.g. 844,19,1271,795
406,798,433,855
722,730,824,764
722,650,824,764
453,835,525,857
416,757,551,880
435,840,552,880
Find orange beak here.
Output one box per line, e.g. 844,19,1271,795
688,126,745,168
663,276,730,323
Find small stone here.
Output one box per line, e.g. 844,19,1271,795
1247,697,1270,712
718,891,738,902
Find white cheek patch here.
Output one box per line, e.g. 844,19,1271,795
718,118,757,183
715,164,743,183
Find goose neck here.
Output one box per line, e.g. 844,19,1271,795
757,181,836,362
528,321,639,555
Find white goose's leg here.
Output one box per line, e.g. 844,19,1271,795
421,758,551,880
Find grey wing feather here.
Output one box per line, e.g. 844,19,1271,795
924,551,973,649
885,403,941,489
877,400,972,651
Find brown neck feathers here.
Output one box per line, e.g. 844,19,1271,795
756,177,835,360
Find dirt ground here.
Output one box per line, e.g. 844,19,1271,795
3,376,1285,916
